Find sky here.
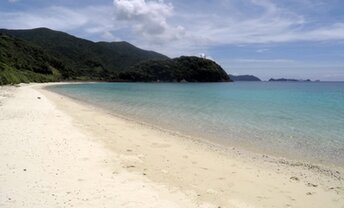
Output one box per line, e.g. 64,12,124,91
1,0,344,81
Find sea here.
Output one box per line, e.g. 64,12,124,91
48,82,344,167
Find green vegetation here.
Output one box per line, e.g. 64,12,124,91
119,56,231,82
0,28,168,80
0,28,231,85
0,63,60,85
0,33,62,85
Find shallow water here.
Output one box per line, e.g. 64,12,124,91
48,82,344,166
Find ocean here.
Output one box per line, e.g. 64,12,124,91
48,82,344,166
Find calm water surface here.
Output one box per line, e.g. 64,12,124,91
48,82,344,166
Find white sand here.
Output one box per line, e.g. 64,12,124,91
0,83,343,208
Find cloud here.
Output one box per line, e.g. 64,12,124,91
1,0,344,58
0,5,120,40
131,0,333,54
0,0,343,80
113,0,185,43
170,0,344,47
114,0,172,34
256,49,269,53
0,6,87,30
229,59,296,64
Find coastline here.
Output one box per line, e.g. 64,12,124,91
45,82,344,168
1,83,343,207
45,82,344,171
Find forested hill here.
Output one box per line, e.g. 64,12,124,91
0,33,63,85
119,56,231,82
1,28,231,84
0,28,168,80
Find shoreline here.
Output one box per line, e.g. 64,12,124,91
43,84,344,180
45,82,344,171
1,83,344,207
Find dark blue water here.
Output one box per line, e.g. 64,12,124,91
48,82,344,166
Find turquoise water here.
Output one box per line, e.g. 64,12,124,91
48,82,344,166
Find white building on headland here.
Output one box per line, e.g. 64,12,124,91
199,53,207,59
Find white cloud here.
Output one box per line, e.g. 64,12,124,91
229,59,296,64
2,7,87,30
0,6,93,30
256,49,269,53
1,0,344,58
172,1,344,46
1,0,343,80
113,0,185,43
119,0,344,56
0,5,120,41
114,0,172,34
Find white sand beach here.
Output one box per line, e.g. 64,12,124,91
0,83,343,208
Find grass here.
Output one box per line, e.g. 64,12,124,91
0,62,61,85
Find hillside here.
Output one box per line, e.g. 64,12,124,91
119,56,231,82
0,28,168,80
0,33,62,85
0,28,231,84
229,74,261,81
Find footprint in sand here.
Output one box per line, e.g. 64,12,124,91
306,182,318,187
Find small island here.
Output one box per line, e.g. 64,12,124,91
269,78,313,82
229,74,261,81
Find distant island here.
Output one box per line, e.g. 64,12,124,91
0,28,231,85
269,78,315,82
229,74,261,81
